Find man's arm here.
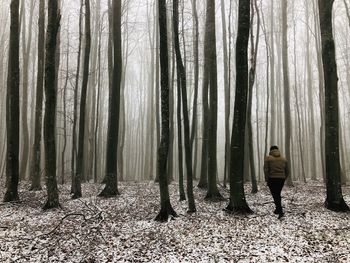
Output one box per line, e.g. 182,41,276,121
263,158,269,182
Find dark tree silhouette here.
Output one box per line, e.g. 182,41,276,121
4,0,20,202
155,0,177,222
73,0,91,199
43,0,61,210
173,0,196,212
98,0,122,197
226,0,253,214
318,0,350,212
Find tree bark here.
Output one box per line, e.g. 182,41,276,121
155,0,177,222
71,0,83,193
173,0,196,212
205,0,223,201
318,0,349,211
225,0,252,214
281,0,293,186
43,0,61,209
247,0,260,193
98,0,122,197
30,0,45,191
19,0,35,180
4,0,20,202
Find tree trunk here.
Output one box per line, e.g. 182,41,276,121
19,0,35,181
30,0,45,191
306,0,317,180
4,0,20,202
205,0,223,201
226,0,252,214
61,20,69,185
98,0,122,197
247,0,260,193
155,0,177,222
282,0,293,186
318,0,349,211
71,0,83,194
43,0,61,209
173,0,196,212
221,0,231,188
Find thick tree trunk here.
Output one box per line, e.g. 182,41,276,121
4,0,20,202
98,0,122,197
318,0,349,211
43,0,61,209
30,0,45,191
226,0,252,214
155,0,177,222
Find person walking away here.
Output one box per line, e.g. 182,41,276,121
264,145,289,218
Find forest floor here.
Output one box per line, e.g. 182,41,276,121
0,181,350,263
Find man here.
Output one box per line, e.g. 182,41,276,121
264,145,289,218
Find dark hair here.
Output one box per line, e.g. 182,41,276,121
270,145,279,151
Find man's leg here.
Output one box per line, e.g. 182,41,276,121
275,179,285,214
268,179,279,212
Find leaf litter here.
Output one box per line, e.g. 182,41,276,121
0,181,349,262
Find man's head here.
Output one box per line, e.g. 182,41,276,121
270,145,279,151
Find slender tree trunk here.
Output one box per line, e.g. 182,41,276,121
190,0,199,181
269,0,276,145
173,0,196,212
247,0,260,193
94,15,102,183
281,0,293,186
61,20,69,185
313,0,326,180
226,0,252,214
99,0,122,197
73,0,91,199
19,0,34,181
30,0,45,191
305,0,317,180
221,0,231,188
71,0,83,193
154,0,161,183
318,0,349,211
4,0,20,202
155,0,178,222
43,0,61,209
205,0,223,201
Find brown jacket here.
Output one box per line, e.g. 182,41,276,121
263,149,289,181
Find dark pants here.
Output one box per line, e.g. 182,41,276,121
268,178,285,213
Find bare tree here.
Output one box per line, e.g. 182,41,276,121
43,0,61,209
73,0,92,199
318,0,349,211
173,0,196,212
155,0,177,222
30,0,45,191
225,0,252,214
4,0,20,202
281,0,293,186
99,0,122,197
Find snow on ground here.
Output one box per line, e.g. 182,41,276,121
0,181,349,262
